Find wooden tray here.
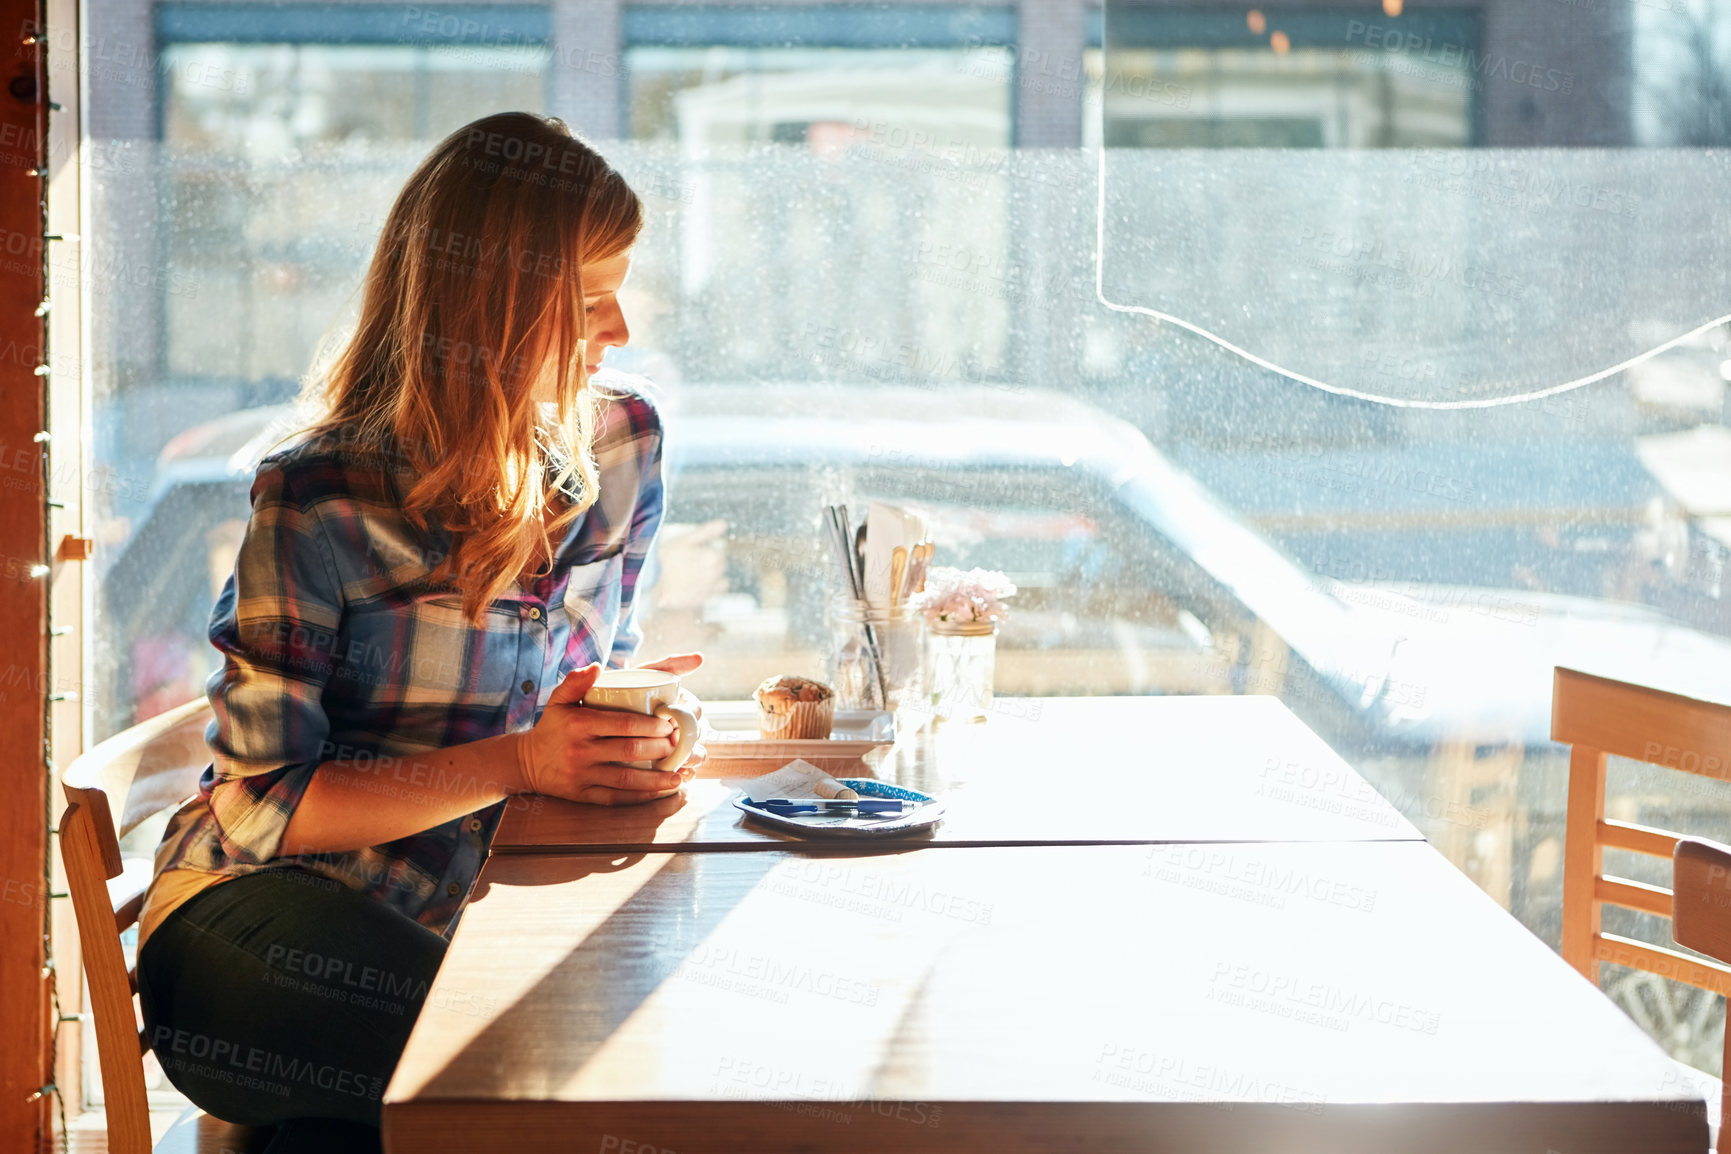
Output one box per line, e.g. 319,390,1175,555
697,704,895,774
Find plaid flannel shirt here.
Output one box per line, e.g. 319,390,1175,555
145,378,666,939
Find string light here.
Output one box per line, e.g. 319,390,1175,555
1089,149,1731,409
1270,30,1290,54
1246,9,1266,35
1384,0,1404,15
24,7,71,1150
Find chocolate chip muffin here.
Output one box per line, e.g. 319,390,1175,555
753,674,837,740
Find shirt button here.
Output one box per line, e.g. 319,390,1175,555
528,607,542,620
521,680,535,694
446,883,462,897
466,818,482,833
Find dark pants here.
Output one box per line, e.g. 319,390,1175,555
137,868,449,1154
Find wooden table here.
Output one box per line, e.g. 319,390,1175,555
386,842,1706,1152
494,696,1422,851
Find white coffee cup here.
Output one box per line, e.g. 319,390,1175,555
583,668,699,774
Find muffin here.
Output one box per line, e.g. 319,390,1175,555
754,674,836,740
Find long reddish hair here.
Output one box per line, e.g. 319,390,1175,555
300,112,644,623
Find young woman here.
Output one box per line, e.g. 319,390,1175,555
135,112,704,1154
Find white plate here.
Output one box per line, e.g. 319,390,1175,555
733,778,944,839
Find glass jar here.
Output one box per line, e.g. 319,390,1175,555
828,596,925,713
926,619,998,723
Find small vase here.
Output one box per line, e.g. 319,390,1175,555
926,619,998,723
829,596,924,713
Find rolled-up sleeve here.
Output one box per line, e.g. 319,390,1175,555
200,459,346,865
608,400,665,668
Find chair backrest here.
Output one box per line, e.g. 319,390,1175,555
1551,667,1731,997
1672,836,1731,1154
59,698,213,1154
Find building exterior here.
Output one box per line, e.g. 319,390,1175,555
80,0,1636,415
88,0,1633,149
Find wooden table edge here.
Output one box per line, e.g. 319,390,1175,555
384,1096,1708,1153
485,834,1431,855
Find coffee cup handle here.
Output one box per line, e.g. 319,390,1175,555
652,703,699,774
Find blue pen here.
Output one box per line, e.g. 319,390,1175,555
757,797,908,815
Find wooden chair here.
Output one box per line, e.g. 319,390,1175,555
1675,837,1731,1154
1553,666,1731,1151
59,697,268,1154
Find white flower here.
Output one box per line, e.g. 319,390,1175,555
909,566,1016,625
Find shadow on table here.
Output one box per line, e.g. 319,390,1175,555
424,845,933,1100
497,783,945,853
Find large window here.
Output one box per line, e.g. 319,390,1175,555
79,0,1731,1087
626,46,1013,145
1088,10,1481,148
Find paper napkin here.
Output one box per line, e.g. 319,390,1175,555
736,759,861,803
862,500,927,612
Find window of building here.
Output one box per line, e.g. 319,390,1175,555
73,0,1731,1084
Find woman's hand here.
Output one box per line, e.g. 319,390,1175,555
634,652,703,678
633,652,709,774
634,652,706,716
511,663,694,806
